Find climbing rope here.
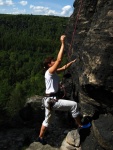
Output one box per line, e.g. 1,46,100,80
60,0,83,98
67,0,83,60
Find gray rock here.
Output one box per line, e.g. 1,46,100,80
65,0,113,149
92,113,113,150
19,95,44,123
26,142,59,150
60,130,81,150
60,140,81,150
66,130,80,147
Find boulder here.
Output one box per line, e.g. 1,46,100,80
26,142,59,150
92,113,113,150
60,130,81,150
19,95,44,124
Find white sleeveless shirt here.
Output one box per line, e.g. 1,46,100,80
45,69,59,94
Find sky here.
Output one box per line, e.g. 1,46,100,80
0,0,75,17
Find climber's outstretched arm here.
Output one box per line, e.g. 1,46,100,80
57,59,76,73
49,35,66,74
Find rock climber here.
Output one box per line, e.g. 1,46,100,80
37,35,91,144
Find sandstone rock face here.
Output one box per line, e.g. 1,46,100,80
92,113,113,150
66,0,113,116
64,0,113,149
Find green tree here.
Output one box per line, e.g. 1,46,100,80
7,83,26,116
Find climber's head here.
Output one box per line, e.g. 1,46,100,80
43,56,55,70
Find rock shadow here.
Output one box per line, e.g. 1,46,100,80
82,84,113,114
79,116,92,143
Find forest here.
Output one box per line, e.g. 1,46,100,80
0,14,69,117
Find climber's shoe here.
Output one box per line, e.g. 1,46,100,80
36,137,47,145
79,122,91,129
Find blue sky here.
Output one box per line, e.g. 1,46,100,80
0,0,74,17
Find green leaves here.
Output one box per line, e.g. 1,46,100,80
0,14,68,117
7,83,26,116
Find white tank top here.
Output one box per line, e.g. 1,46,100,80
45,70,59,94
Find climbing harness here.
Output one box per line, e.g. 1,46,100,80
41,95,58,110
41,97,46,110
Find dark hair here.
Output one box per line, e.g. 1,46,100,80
43,56,54,70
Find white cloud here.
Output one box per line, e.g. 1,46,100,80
0,0,3,5
61,5,72,16
10,8,26,14
30,5,57,16
29,5,72,17
6,0,13,5
19,1,28,6
0,1,72,17
0,0,14,6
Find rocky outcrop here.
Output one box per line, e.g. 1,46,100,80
0,96,44,150
19,95,44,123
66,0,113,114
64,0,113,149
26,129,81,150
92,113,113,150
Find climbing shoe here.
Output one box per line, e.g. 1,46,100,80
37,137,47,145
79,122,91,129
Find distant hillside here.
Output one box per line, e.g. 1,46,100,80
0,14,69,117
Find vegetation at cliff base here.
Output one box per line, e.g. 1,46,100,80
0,14,69,117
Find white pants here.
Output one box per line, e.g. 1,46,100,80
42,97,80,127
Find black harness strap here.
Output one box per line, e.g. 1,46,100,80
45,92,58,97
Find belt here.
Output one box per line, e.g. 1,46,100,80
45,92,58,97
